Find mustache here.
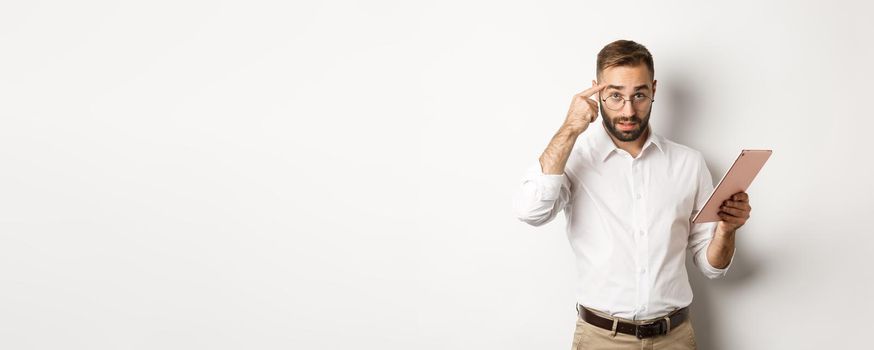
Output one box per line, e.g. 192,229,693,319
614,116,642,124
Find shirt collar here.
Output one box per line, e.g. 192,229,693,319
591,121,664,162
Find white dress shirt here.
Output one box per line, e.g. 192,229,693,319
512,121,735,320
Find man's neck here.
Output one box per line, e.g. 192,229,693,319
607,126,650,159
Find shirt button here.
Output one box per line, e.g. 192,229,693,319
638,230,645,236
639,267,646,274
636,193,642,199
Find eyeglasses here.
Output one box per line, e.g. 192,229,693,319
600,92,655,111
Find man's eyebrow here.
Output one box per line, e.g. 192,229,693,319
605,84,651,91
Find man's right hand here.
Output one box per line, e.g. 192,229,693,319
563,82,606,135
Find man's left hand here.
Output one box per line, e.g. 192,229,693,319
716,191,751,234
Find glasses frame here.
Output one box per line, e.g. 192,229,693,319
599,92,655,111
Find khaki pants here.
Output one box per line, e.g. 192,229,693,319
571,306,698,350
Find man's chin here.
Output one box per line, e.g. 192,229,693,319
608,123,646,142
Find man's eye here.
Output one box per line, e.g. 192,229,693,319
634,93,647,100
610,93,622,99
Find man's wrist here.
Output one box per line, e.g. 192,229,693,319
715,227,736,239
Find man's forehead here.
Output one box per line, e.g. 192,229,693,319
598,65,654,90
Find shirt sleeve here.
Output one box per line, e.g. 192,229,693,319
687,152,735,279
512,159,573,227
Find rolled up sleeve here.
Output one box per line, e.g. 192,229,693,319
689,221,734,279
512,160,573,227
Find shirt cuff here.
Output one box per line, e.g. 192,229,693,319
700,244,735,278
537,173,569,201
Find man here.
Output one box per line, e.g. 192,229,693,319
512,40,751,349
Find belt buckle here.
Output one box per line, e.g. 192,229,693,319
635,320,665,339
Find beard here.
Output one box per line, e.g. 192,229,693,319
600,104,651,142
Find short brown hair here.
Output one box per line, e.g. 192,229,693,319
596,40,654,80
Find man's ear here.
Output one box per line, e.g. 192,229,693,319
592,79,597,87
651,79,657,99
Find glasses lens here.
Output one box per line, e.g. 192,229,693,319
633,96,652,109
606,96,624,110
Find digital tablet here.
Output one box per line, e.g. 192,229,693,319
692,150,773,224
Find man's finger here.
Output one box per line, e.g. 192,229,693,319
720,206,748,218
731,192,749,201
718,212,745,224
723,200,751,211
578,83,607,98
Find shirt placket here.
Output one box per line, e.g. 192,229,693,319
630,156,649,320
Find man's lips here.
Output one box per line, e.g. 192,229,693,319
617,122,637,131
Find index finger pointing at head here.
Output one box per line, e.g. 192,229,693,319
578,83,607,98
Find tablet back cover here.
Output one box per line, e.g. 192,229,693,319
692,150,772,224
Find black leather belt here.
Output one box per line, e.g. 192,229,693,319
577,304,689,339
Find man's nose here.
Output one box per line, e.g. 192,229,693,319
621,98,637,115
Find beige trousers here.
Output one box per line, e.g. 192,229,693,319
571,306,698,350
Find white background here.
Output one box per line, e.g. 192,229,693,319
1,1,872,349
